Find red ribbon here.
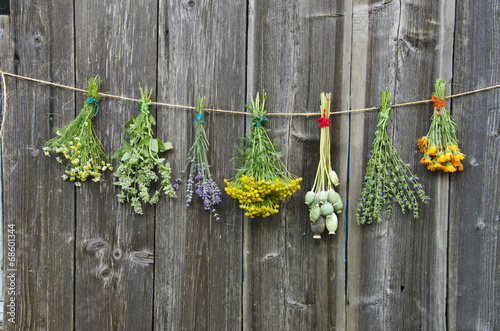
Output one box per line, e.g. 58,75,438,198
318,109,330,127
432,95,445,116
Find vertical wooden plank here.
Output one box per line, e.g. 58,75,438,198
347,0,454,330
448,1,500,329
73,1,157,329
1,1,75,330
154,1,246,329
244,1,350,329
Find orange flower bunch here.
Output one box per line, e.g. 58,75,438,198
418,79,465,172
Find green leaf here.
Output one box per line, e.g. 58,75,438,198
149,115,156,126
121,152,131,162
112,148,124,159
157,140,173,152
142,136,151,148
125,117,135,128
136,112,145,124
151,139,158,153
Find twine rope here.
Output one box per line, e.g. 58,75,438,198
1,70,500,120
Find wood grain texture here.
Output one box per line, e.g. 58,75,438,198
1,1,75,330
154,1,246,329
73,1,157,330
347,1,454,330
244,1,350,329
448,1,500,330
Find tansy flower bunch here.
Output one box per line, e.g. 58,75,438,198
43,77,111,187
224,91,302,218
418,79,465,172
356,89,429,225
304,93,343,239
113,86,176,214
176,95,222,221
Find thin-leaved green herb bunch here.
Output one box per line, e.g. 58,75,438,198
356,89,429,225
224,91,302,218
113,86,176,214
304,93,343,239
175,95,222,221
43,76,112,186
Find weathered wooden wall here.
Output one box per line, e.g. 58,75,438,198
0,1,498,330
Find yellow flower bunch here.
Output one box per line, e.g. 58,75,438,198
224,175,302,218
44,77,111,186
418,79,465,173
50,136,112,185
225,92,302,218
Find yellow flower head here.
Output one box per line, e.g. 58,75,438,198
417,137,429,153
427,145,438,156
442,162,457,173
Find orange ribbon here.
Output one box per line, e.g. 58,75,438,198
432,95,445,116
318,109,330,127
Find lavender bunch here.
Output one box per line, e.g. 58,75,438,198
356,89,429,225
176,95,222,220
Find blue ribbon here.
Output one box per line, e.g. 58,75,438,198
195,113,205,124
253,115,268,127
87,97,99,116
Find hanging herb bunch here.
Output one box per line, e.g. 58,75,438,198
112,86,176,214
356,89,429,225
176,95,222,221
224,91,302,218
304,93,343,239
43,76,112,186
418,79,465,172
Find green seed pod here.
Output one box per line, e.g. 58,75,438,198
310,216,326,239
309,205,320,221
309,197,319,208
317,190,328,203
329,170,340,186
320,201,334,216
304,191,316,206
334,199,343,213
325,213,338,234
327,189,341,206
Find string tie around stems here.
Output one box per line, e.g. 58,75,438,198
431,95,445,116
87,97,100,116
318,109,330,127
139,99,152,114
253,115,268,127
195,113,205,124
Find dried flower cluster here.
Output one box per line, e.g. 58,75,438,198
176,96,222,221
418,79,465,172
113,86,176,214
304,93,343,238
224,91,302,218
43,77,111,186
356,89,429,225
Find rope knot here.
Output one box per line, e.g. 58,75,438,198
253,115,268,127
318,109,330,127
87,97,100,116
195,113,205,124
432,95,445,116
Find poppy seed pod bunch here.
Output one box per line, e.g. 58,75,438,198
305,93,343,239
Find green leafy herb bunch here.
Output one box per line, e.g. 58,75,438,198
43,76,111,187
113,86,176,214
304,93,343,239
356,89,429,225
224,91,302,218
